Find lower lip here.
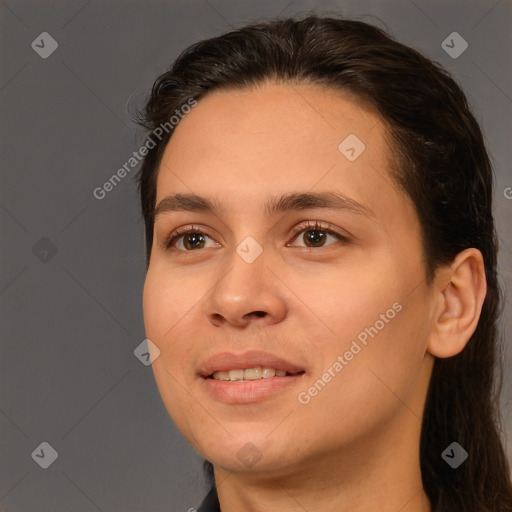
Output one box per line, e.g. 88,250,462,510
201,374,305,404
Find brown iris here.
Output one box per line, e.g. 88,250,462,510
183,232,206,250
303,228,327,247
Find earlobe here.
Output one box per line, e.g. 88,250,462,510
427,248,487,359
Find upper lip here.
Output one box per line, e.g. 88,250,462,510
198,350,306,377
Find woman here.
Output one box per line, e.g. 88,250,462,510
136,15,512,512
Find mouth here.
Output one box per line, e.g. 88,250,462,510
208,367,306,382
198,350,307,403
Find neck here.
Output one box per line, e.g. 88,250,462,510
212,408,431,512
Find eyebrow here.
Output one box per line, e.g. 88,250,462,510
154,191,375,220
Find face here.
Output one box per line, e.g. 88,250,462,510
143,83,436,475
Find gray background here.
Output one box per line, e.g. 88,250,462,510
0,0,511,510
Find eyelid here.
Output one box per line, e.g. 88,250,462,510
288,220,351,245
163,220,351,251
162,224,216,250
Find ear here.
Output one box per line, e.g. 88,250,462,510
427,248,487,358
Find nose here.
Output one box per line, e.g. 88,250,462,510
204,250,287,328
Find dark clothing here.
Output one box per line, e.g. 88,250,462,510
197,487,220,512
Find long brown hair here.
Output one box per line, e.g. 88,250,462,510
135,15,512,511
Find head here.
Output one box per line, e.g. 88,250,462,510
136,15,511,511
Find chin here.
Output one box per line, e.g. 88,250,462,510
195,432,291,473
208,449,293,474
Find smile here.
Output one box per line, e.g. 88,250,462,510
210,367,304,381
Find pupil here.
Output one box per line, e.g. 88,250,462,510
305,229,326,247
185,233,205,250
182,230,326,250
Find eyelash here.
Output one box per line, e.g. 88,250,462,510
163,221,350,252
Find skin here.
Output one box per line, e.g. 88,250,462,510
142,83,486,512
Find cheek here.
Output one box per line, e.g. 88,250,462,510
143,272,170,344
142,268,193,366
297,305,427,445
143,270,199,433
286,257,404,345
294,267,428,410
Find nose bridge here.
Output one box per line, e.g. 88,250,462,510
204,239,287,327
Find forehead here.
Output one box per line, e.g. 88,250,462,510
154,83,404,224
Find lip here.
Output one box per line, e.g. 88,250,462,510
198,350,306,404
198,350,306,377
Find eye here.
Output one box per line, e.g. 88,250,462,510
164,225,220,252
163,221,349,253
288,221,350,249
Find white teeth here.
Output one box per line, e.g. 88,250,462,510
213,371,230,381
211,366,293,381
262,367,276,378
228,369,245,381
243,367,262,380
